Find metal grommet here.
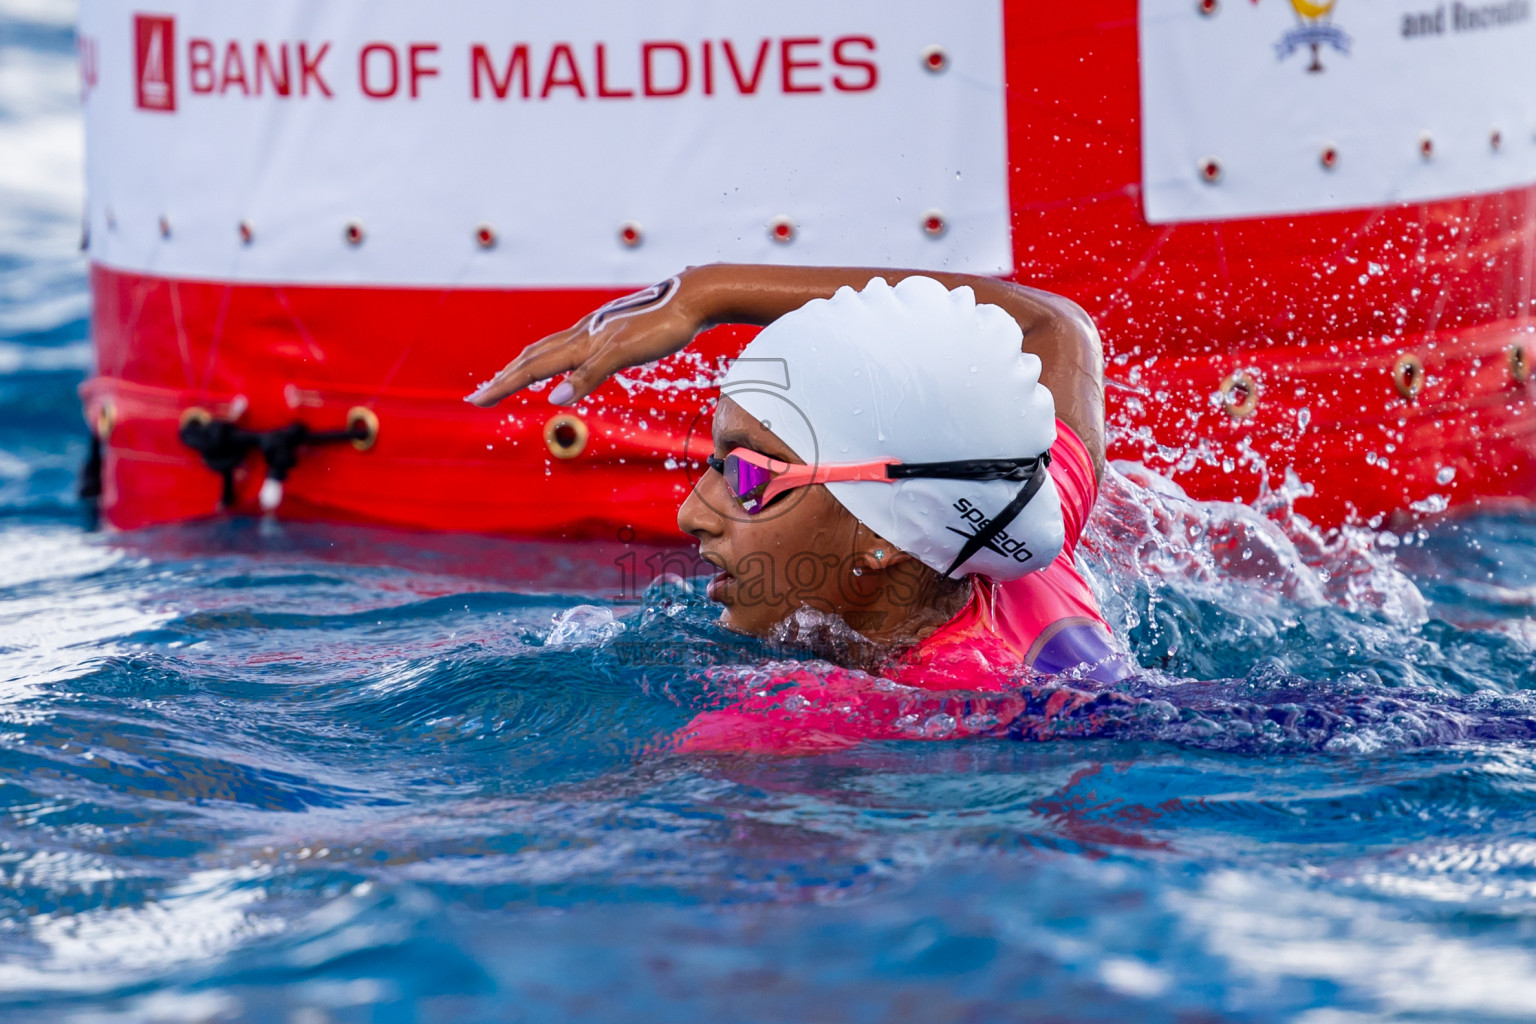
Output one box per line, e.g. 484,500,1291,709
618,221,643,248
347,406,380,451
1219,371,1259,420
94,402,116,440
238,221,253,245
1319,144,1339,170
768,215,795,244
178,406,212,431
475,224,497,250
1198,0,1219,14
158,215,171,239
1199,157,1223,184
344,221,365,246
544,413,588,459
921,45,948,73
1419,134,1434,160
1511,343,1530,383
1393,353,1425,399
921,210,947,238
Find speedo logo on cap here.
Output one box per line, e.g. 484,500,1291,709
948,498,1034,564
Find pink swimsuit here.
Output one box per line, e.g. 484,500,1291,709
673,422,1129,755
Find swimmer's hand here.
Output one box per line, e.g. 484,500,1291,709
465,273,705,407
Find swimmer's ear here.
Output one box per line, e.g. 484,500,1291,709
852,533,914,575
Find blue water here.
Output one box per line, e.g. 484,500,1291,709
7,7,1536,1022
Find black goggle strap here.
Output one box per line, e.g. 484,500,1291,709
885,453,1049,483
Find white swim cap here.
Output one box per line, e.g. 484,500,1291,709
720,276,1064,581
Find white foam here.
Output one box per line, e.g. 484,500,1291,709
1085,460,1428,628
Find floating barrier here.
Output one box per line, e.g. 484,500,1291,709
77,0,1536,534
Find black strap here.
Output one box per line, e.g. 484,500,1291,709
942,459,1053,578
886,453,1047,482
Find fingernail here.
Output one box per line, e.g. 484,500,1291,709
548,381,575,405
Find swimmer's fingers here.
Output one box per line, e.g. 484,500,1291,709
468,288,698,407
552,341,645,406
553,312,705,404
466,328,644,408
465,328,591,407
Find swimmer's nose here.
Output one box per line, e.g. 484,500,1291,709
678,477,725,541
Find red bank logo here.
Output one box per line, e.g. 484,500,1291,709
134,14,176,111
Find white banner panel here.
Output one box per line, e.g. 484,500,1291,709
77,0,1010,287
1140,0,1536,223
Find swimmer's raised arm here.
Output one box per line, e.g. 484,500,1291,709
466,264,1105,476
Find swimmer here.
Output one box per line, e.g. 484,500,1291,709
470,265,1130,747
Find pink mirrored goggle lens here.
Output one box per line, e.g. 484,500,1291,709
724,453,777,514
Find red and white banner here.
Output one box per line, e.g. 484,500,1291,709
79,0,1011,287
1140,0,1536,222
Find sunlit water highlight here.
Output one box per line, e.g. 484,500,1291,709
5,3,1536,1021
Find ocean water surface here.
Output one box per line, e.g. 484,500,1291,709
6,3,1536,1021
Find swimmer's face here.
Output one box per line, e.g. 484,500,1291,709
678,397,871,636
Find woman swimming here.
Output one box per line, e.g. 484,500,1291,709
470,265,1129,749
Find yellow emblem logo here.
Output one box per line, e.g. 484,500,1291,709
1277,0,1351,72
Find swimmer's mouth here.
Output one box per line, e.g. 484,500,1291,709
698,551,734,603
705,570,734,603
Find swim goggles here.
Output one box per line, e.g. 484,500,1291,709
705,447,1053,576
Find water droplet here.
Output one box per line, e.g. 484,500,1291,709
1436,465,1456,485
